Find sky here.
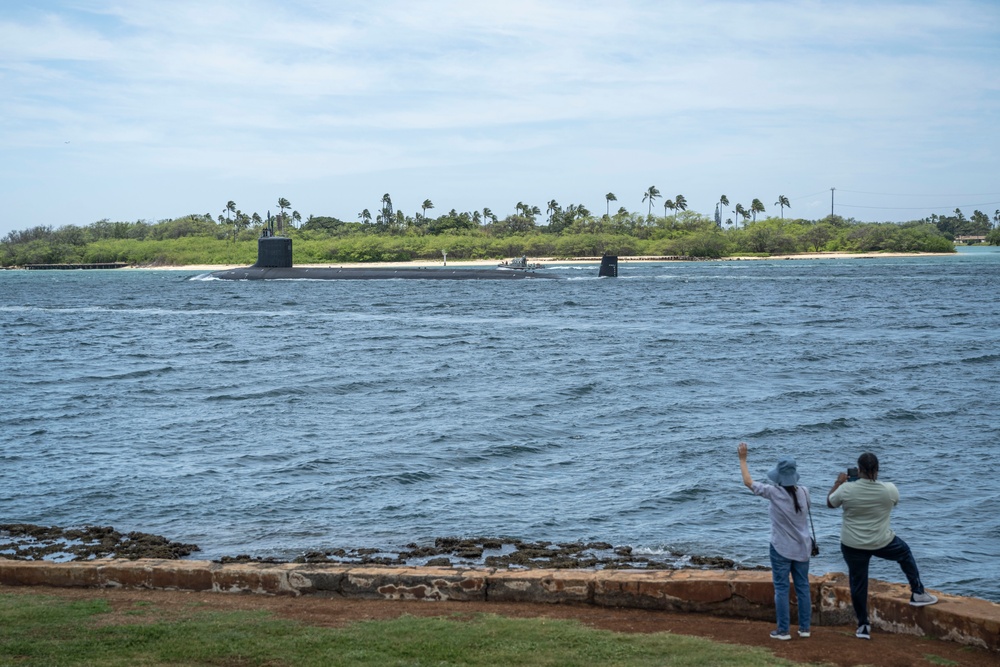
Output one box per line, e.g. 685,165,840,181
2,0,999,238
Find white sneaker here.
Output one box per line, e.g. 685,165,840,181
798,630,811,638
856,624,870,640
910,592,938,607
770,630,791,641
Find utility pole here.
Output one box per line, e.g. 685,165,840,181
830,187,835,217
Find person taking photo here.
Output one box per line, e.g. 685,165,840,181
827,451,938,641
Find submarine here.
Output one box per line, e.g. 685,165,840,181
211,236,618,281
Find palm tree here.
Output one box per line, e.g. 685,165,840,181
717,195,729,228
547,200,560,224
379,194,393,231
605,192,617,216
292,211,301,228
674,194,687,212
223,200,237,241
483,207,495,224
775,195,790,219
359,209,372,224
642,186,661,216
234,210,250,238
277,197,291,233
750,198,765,222
734,203,747,229
421,199,434,219
664,200,675,216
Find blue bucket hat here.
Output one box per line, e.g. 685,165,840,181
767,457,800,486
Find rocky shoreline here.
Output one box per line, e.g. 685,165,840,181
1,524,758,571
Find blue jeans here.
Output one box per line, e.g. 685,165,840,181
769,544,811,634
840,536,925,627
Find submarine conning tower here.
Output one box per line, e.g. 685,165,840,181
255,236,293,268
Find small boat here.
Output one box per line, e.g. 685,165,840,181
498,255,544,271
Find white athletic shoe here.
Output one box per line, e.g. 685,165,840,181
910,592,938,607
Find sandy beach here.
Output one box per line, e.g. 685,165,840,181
131,252,955,271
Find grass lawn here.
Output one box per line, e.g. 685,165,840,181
0,592,810,666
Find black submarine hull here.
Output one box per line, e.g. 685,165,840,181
209,236,617,280
212,266,559,280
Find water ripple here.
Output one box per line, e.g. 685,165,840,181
1,252,998,601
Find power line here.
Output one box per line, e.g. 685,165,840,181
837,200,1000,211
836,189,1000,198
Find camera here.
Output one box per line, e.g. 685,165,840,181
847,467,859,482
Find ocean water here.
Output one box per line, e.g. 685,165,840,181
2,247,998,601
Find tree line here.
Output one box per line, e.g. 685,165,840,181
4,192,999,267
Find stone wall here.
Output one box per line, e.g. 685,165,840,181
1,560,996,652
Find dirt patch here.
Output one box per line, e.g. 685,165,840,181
6,586,995,667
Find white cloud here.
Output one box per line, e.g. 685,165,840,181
1,0,998,233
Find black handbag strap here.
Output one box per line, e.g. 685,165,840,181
807,493,817,542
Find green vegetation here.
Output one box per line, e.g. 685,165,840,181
0,592,802,666
5,192,995,267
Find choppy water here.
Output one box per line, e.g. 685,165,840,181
2,247,998,601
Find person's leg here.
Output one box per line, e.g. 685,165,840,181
769,544,792,636
790,558,811,634
840,542,873,627
873,536,923,594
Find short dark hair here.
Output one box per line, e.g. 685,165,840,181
858,452,879,478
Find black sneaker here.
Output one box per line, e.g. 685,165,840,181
856,624,870,640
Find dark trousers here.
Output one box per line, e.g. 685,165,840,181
840,536,925,626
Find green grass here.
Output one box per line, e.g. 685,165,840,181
0,593,808,666
924,655,959,666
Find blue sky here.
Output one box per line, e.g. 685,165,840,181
2,0,998,238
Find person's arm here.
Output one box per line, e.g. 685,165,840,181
827,472,848,508
737,442,753,489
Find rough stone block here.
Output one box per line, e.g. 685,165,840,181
593,571,736,612
487,569,594,604
212,563,291,595
148,560,214,591
96,561,154,589
293,566,348,594
730,571,777,606
342,567,487,602
868,587,1000,652
0,561,100,588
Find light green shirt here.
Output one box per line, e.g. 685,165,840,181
828,479,899,550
